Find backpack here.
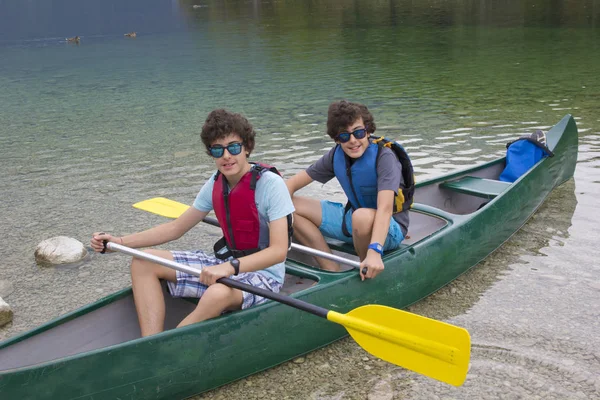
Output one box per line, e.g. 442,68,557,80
499,130,554,183
372,135,415,212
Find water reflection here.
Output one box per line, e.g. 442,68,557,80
178,0,600,28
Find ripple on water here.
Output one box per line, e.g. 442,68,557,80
390,344,598,400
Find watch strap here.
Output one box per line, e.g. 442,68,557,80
230,258,240,275
368,242,384,255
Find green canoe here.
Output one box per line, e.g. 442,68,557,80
0,115,578,399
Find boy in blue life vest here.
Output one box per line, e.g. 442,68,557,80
286,100,414,280
91,109,294,337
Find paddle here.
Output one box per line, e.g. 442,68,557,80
133,197,362,270
104,241,471,386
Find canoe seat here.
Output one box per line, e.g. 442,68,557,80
326,240,357,255
440,176,511,199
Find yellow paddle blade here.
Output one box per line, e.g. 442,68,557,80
327,305,470,386
133,197,189,219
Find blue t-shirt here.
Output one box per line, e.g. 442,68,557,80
193,167,295,283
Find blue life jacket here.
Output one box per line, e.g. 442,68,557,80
332,136,415,236
499,130,553,183
333,142,380,210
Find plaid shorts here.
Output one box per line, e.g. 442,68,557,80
167,250,282,310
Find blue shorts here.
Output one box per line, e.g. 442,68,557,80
319,200,405,251
167,250,282,310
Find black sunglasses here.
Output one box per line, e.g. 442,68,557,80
337,128,368,143
208,142,243,158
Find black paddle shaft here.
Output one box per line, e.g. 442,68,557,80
218,277,329,319
104,241,330,319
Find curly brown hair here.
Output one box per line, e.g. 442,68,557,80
200,109,256,155
326,100,376,140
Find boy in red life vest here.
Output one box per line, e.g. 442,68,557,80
285,100,414,280
91,109,294,337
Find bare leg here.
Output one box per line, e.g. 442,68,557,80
177,283,243,327
351,208,377,260
130,249,177,337
293,196,340,271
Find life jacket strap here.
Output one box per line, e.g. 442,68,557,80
249,166,263,190
341,202,353,237
213,236,261,260
287,214,294,250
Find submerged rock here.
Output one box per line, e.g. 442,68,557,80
34,236,88,266
0,297,12,327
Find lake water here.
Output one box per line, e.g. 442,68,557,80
1,0,599,398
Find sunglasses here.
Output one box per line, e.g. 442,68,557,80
208,142,243,158
337,128,368,143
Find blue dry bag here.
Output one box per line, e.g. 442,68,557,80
499,130,554,183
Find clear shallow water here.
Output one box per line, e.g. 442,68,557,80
0,0,599,398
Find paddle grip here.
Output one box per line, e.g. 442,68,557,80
101,240,107,254
362,267,368,275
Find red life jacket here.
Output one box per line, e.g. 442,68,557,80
212,163,291,259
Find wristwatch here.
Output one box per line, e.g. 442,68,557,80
367,242,384,255
230,258,240,276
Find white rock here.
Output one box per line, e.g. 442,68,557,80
34,236,88,266
0,297,13,327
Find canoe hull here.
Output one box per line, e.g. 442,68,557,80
0,115,578,399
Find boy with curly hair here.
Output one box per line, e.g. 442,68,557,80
91,109,294,336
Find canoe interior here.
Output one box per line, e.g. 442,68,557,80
416,162,507,214
0,276,318,372
290,161,506,269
